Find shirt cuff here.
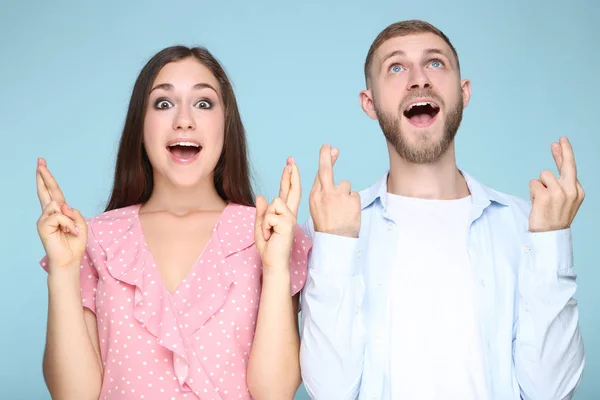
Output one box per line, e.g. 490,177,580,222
309,232,361,276
528,228,574,272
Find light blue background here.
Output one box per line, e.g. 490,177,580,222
0,1,598,399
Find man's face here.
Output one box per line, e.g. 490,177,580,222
361,32,471,164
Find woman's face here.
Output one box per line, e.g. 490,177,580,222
143,57,225,189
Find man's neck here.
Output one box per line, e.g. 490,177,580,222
387,143,470,200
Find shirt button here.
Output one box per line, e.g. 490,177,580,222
357,250,362,259
523,246,531,254
388,223,394,231
524,302,529,311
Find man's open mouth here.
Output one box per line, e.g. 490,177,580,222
403,101,440,125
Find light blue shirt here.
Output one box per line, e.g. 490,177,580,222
300,170,584,400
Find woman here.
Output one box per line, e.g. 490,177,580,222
36,46,309,400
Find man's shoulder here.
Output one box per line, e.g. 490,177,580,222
487,186,530,210
476,180,531,219
466,178,533,241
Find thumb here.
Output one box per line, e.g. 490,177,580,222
254,196,268,250
60,202,76,220
70,208,88,236
529,178,544,203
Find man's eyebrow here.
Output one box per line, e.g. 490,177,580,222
380,50,406,67
378,47,455,70
423,48,451,60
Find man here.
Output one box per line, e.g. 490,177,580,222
299,20,585,400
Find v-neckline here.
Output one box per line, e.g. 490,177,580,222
133,203,231,296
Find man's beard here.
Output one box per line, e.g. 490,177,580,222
374,90,464,164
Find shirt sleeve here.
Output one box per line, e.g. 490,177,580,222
513,228,585,400
300,218,365,400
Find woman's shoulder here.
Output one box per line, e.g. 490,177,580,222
86,204,141,225
223,202,256,217
84,204,143,248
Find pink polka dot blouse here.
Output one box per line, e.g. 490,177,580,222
40,203,311,399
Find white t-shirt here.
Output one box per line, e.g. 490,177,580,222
386,194,489,400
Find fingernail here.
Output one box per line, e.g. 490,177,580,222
288,165,293,174
75,226,81,234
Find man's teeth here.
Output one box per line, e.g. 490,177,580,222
169,141,199,147
406,102,436,111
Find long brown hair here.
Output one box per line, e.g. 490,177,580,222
105,46,255,211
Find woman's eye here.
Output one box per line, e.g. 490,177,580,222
155,99,173,109
195,100,212,109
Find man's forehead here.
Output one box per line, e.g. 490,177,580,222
376,33,452,60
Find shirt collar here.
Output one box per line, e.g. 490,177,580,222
360,168,510,211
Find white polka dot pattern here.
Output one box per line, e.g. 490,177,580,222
39,203,311,399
